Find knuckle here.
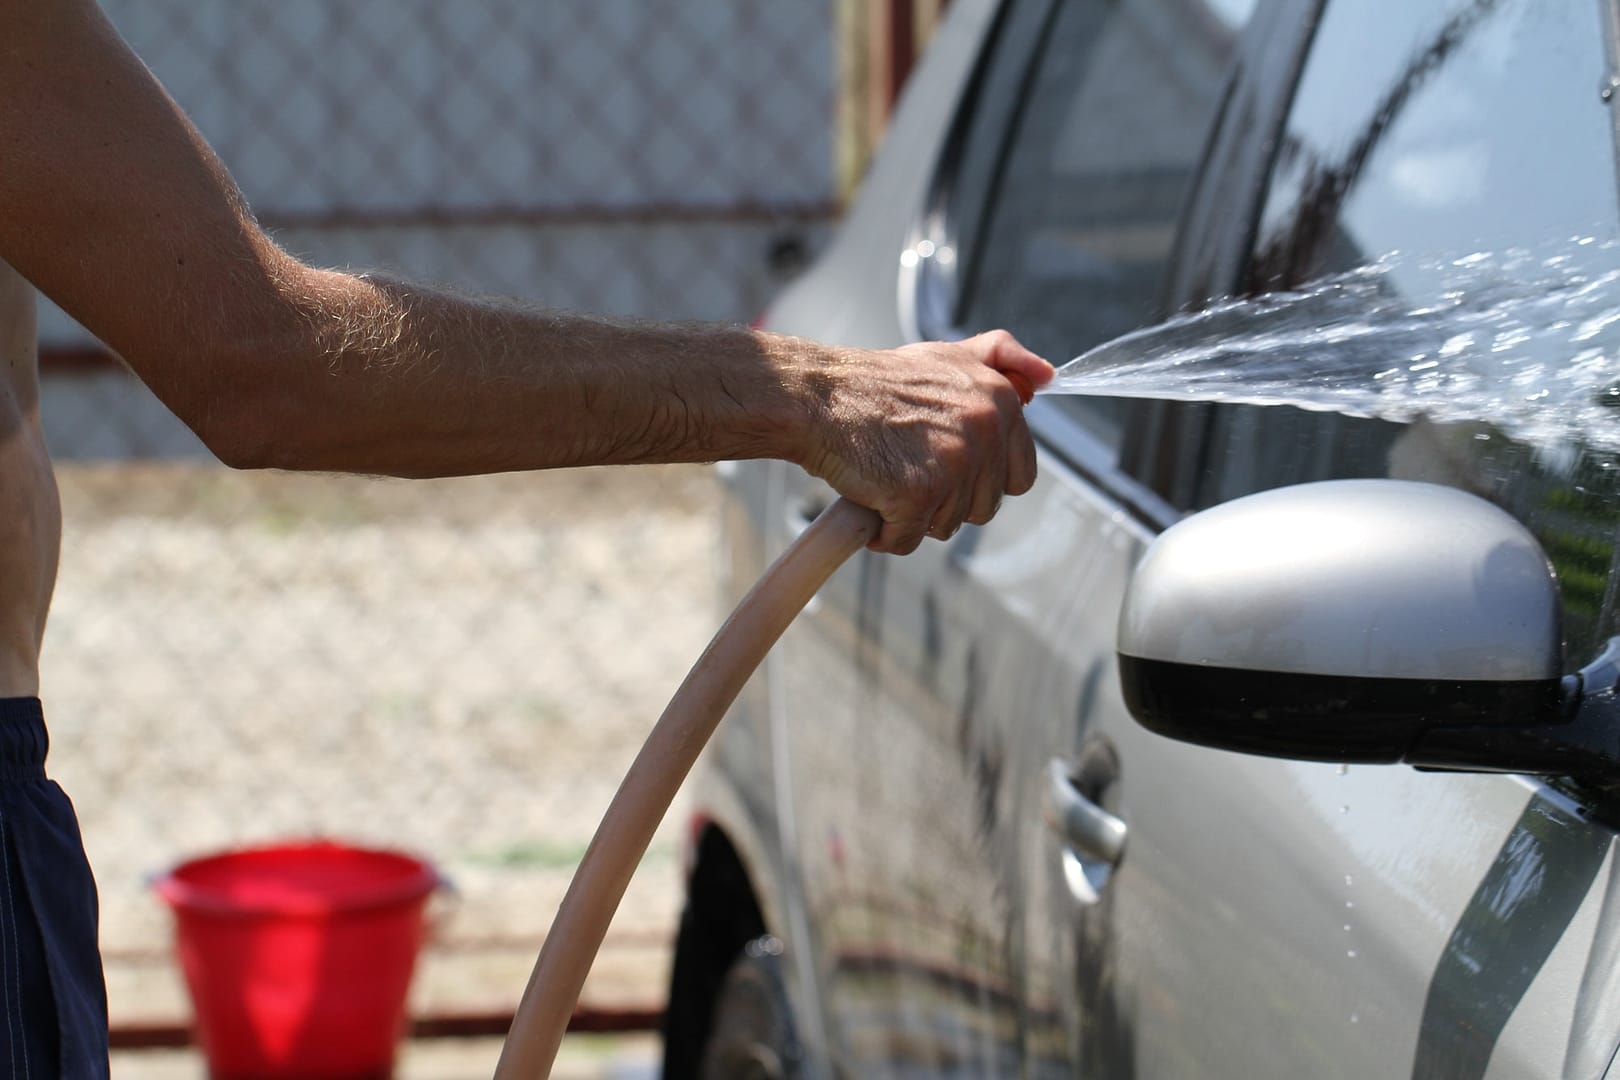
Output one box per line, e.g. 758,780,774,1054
1011,459,1037,495
934,441,972,477
967,488,1003,527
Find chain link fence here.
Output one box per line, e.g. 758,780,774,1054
33,0,864,1033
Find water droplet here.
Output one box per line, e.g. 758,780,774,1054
916,239,936,258
1347,949,1358,959
1037,244,1620,454
899,249,919,268
1340,805,1350,814
1343,924,1352,932
1337,763,1349,776
1344,875,1354,887
1345,900,1355,910
1350,1013,1361,1025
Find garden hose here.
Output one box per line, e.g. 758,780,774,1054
493,496,882,1078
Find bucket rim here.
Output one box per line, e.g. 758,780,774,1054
151,839,442,919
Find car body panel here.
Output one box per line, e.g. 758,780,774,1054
688,0,1620,1075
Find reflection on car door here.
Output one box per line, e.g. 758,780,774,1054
1057,1,1620,1075
771,438,1158,1077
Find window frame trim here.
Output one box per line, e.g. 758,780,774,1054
1126,0,1327,512
900,0,1272,534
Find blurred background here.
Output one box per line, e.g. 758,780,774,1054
33,0,948,1071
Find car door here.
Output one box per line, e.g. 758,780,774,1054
1046,1,1620,1077
768,0,1258,1074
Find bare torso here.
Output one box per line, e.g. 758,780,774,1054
0,259,61,698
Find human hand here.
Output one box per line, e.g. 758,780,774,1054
798,329,1054,555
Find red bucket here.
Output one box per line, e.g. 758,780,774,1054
153,840,441,1079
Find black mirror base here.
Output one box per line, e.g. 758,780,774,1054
1118,654,1567,768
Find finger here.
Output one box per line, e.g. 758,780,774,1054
928,491,969,541
927,461,973,535
1006,411,1038,496
874,514,931,556
966,445,1007,525
1004,369,1036,405
965,466,1004,527
975,329,1056,391
997,351,1055,393
965,402,1013,526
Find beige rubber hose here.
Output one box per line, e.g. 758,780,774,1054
494,496,882,1079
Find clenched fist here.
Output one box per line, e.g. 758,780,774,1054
794,330,1054,555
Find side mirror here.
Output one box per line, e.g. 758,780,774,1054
1115,480,1614,776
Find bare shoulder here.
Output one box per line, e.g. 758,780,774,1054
0,0,134,107
0,0,293,380
0,255,38,399
0,0,103,52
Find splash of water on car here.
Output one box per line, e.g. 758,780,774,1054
1043,242,1620,454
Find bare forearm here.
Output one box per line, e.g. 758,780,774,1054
0,0,810,479
219,263,818,477
1,0,1055,554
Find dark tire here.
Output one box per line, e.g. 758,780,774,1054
697,937,802,1080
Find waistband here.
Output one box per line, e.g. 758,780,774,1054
0,699,46,782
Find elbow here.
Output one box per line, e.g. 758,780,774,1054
187,395,280,471
148,317,318,471
200,417,274,471
164,361,296,471
132,257,387,472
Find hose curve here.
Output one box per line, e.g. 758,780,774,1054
494,496,882,1078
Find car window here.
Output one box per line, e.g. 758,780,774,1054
1188,0,1620,662
943,0,1255,450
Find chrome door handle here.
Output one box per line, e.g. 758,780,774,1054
1044,758,1127,866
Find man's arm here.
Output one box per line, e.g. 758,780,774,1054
0,0,1051,554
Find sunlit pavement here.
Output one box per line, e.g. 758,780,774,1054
109,1033,661,1079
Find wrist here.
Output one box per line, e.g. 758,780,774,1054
752,329,841,470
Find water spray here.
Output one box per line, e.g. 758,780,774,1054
1037,246,1620,452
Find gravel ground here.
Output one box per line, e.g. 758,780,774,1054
111,1034,660,1079
41,462,724,1027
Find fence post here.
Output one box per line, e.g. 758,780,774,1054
835,0,951,201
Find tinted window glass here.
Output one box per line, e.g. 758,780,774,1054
949,0,1254,448
1252,3,1620,286
1200,0,1620,661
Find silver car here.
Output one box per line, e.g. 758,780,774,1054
664,0,1620,1076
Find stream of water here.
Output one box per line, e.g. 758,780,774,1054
1041,243,1620,454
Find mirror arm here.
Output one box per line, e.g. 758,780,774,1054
1407,640,1620,780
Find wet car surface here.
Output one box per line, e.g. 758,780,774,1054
665,2,1620,1077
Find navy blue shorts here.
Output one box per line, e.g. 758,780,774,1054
0,699,108,1077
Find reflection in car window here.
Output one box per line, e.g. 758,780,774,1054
950,0,1254,450
1252,2,1620,289
1208,0,1620,661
